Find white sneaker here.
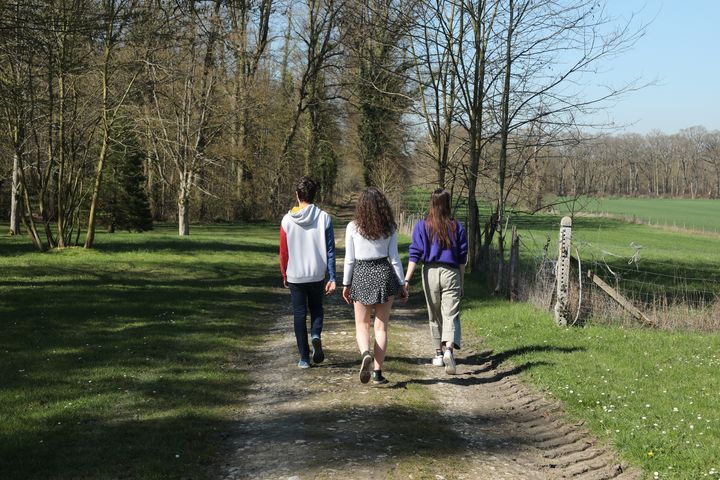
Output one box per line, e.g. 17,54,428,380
432,353,444,367
443,349,457,375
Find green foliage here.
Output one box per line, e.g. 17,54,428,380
0,224,280,479
463,288,720,478
304,78,340,202
100,123,153,232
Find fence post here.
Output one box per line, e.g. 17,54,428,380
554,216,572,326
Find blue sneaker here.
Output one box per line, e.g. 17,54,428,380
298,359,310,369
312,336,325,364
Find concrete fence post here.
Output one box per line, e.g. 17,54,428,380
554,216,572,326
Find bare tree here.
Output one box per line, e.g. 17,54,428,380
85,0,139,248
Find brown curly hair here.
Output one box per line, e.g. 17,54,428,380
354,187,397,240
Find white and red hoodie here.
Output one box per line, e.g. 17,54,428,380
280,204,336,284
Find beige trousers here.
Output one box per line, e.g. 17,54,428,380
421,263,462,350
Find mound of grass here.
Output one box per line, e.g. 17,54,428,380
0,224,281,479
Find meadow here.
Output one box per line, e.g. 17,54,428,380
0,224,281,479
558,197,720,233
463,291,720,479
510,213,720,315
2,216,719,479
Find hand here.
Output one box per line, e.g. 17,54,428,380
342,286,352,304
400,283,409,304
283,277,288,288
325,281,336,295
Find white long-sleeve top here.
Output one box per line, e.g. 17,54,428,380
343,221,405,286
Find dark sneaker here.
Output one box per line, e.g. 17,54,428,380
372,370,388,385
312,336,325,364
359,351,372,384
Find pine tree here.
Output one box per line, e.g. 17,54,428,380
101,123,153,232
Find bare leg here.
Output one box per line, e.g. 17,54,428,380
354,302,372,354
372,297,393,370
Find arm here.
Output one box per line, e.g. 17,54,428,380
325,217,337,295
342,223,355,304
404,261,418,283
456,221,469,265
279,225,289,288
388,232,407,303
402,222,424,300
388,231,405,286
457,222,468,297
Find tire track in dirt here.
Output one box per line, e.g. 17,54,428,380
222,294,641,479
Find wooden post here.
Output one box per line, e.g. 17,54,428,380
508,225,519,301
554,216,572,326
586,269,655,327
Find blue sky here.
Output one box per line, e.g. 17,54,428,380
590,1,720,134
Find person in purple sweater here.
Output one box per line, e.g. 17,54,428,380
404,189,468,374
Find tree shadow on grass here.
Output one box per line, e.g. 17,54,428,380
0,232,287,480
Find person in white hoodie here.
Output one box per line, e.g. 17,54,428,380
280,177,337,368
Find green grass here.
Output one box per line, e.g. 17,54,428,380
511,214,720,306
0,224,281,479
4,220,719,479
463,288,720,478
558,197,720,233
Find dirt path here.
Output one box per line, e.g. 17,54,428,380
222,293,641,480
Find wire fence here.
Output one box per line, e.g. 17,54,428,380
514,225,720,330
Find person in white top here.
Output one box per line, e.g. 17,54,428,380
342,187,408,385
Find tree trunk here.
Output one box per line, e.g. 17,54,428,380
467,126,480,269
10,150,21,235
85,132,109,248
178,186,190,236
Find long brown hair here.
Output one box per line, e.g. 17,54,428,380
354,187,397,240
426,188,456,249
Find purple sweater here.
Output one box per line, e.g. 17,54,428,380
409,219,468,268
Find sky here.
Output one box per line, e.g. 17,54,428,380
588,1,720,134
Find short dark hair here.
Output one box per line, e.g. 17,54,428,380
296,176,318,203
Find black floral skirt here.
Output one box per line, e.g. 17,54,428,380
349,258,401,305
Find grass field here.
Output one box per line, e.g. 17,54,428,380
558,197,720,233
511,214,720,311
0,224,281,479
463,290,720,479
3,219,719,479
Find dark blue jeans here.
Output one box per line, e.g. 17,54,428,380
288,281,325,361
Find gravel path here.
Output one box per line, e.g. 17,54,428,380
222,293,641,480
